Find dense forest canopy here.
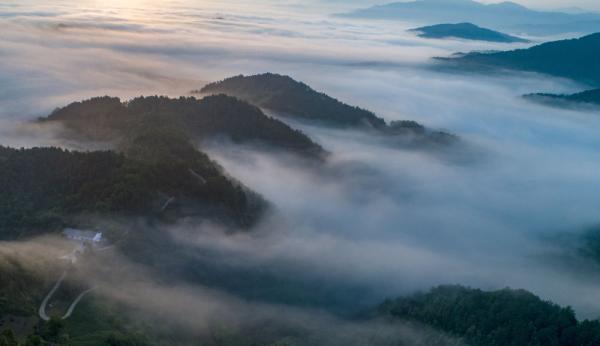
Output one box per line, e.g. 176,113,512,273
379,285,600,346
42,94,326,159
0,129,266,239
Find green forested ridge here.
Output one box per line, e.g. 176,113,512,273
201,73,387,129
447,33,600,86
525,89,600,109
43,94,325,159
199,73,457,146
0,129,265,239
379,285,600,346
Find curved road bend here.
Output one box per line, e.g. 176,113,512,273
38,270,67,321
62,287,95,319
39,270,94,321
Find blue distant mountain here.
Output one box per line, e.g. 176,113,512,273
525,89,600,110
444,32,600,86
342,0,600,36
410,23,529,43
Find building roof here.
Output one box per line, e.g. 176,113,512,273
63,228,102,242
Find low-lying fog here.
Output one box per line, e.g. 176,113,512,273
3,0,600,321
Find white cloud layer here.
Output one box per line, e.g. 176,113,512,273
3,0,600,323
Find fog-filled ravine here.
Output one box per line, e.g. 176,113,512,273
3,1,600,345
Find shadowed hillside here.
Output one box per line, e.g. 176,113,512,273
444,33,600,86
0,129,266,239
42,95,326,160
525,89,600,110
201,73,387,129
200,73,458,148
379,285,600,346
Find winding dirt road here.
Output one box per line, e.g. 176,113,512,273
38,270,67,321
38,270,94,321
62,288,95,319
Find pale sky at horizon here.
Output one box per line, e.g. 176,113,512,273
351,0,600,12
479,0,600,11
336,0,600,12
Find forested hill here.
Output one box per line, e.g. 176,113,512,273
200,73,387,129
42,94,326,159
379,285,600,346
445,33,600,86
524,88,600,109
0,129,266,239
410,23,528,43
200,73,458,146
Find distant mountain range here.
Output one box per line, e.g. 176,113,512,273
199,73,458,148
524,88,600,110
342,0,600,36
409,22,529,43
442,32,600,86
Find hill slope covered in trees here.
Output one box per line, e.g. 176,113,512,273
42,95,326,159
0,129,266,239
524,89,600,110
200,73,457,147
379,285,600,346
445,33,600,86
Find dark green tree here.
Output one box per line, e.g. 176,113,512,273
379,285,600,346
0,329,18,346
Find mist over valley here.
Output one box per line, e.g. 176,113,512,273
3,1,600,345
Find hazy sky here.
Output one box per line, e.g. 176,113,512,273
346,0,600,12
479,0,600,11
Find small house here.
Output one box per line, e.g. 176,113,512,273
63,228,103,244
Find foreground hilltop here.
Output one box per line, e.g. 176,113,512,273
443,33,600,86
379,285,600,345
3,93,334,238
200,73,458,147
410,23,528,43
42,94,326,160
0,129,266,239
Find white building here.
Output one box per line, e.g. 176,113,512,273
63,228,103,244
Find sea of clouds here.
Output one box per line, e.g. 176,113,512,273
3,0,600,325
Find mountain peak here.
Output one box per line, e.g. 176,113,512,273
410,22,528,43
